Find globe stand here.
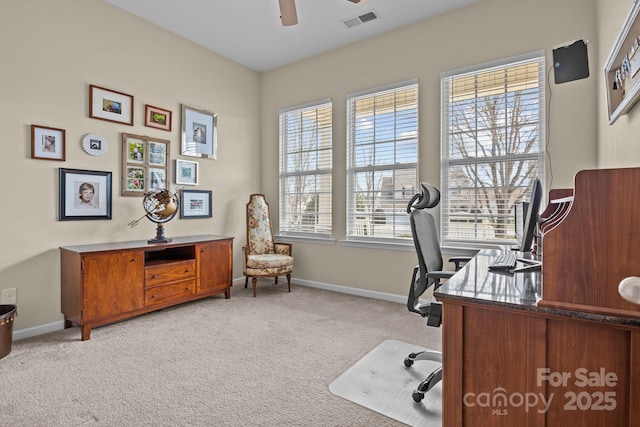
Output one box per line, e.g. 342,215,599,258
148,223,172,244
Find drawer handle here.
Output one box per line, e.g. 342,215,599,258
132,258,138,262
185,269,191,273
185,287,191,291
151,274,158,279
151,294,157,299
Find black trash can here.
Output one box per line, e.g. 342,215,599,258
0,304,17,359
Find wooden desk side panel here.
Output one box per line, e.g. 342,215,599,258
631,332,640,427
542,167,640,315
442,303,463,427
544,319,630,426
459,306,536,425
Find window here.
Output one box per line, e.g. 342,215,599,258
346,80,418,241
441,52,545,248
279,100,332,236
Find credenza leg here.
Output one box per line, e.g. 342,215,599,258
81,324,92,341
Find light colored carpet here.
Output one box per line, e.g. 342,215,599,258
0,282,442,426
329,339,442,427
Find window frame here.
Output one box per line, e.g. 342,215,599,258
345,79,419,245
440,51,546,250
278,99,333,238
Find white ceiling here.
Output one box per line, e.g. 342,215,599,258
104,0,480,72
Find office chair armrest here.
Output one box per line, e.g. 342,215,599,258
426,271,455,281
426,270,456,290
449,257,471,271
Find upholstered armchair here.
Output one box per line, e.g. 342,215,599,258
243,194,294,297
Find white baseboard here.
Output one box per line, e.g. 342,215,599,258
233,276,405,304
294,278,406,304
13,320,65,342
13,279,404,340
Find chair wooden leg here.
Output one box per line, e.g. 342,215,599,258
274,276,278,284
252,277,257,297
286,273,291,292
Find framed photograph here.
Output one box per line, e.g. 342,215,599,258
149,168,167,190
149,140,168,166
31,125,65,161
145,104,172,131
81,133,108,157
122,133,170,196
180,189,212,219
181,104,217,159
175,159,198,185
89,84,134,126
59,168,112,221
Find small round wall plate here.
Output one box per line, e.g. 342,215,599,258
82,133,108,156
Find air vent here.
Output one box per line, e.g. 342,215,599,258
341,9,380,28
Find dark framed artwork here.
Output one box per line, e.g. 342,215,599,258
89,84,134,125
121,133,170,196
145,104,172,131
31,124,65,161
59,168,112,220
180,189,212,219
181,104,217,159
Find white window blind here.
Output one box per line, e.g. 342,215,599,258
441,52,545,248
346,80,418,241
279,100,332,236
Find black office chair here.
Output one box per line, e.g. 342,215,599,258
404,182,469,402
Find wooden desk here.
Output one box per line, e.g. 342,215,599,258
435,250,640,426
60,235,233,341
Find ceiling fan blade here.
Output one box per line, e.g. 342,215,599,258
279,0,298,26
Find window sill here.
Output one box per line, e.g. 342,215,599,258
340,239,414,252
275,235,336,245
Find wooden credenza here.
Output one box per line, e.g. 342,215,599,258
60,235,233,341
435,168,640,426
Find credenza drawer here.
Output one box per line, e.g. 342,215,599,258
145,260,196,287
145,280,195,306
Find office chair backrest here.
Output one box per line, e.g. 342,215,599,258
407,183,444,313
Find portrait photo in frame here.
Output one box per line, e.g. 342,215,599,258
89,84,134,126
149,167,167,190
122,133,170,196
181,104,217,159
31,124,65,161
175,159,198,185
145,104,172,131
180,189,212,219
59,168,112,220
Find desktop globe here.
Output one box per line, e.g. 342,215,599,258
129,189,179,243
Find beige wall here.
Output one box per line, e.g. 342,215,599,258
5,0,621,335
0,0,261,332
261,0,598,297
597,0,640,166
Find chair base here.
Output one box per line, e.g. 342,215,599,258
404,350,443,402
244,273,291,297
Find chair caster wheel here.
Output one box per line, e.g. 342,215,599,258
404,357,414,367
412,390,424,402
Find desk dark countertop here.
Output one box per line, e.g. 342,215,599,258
435,249,640,329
